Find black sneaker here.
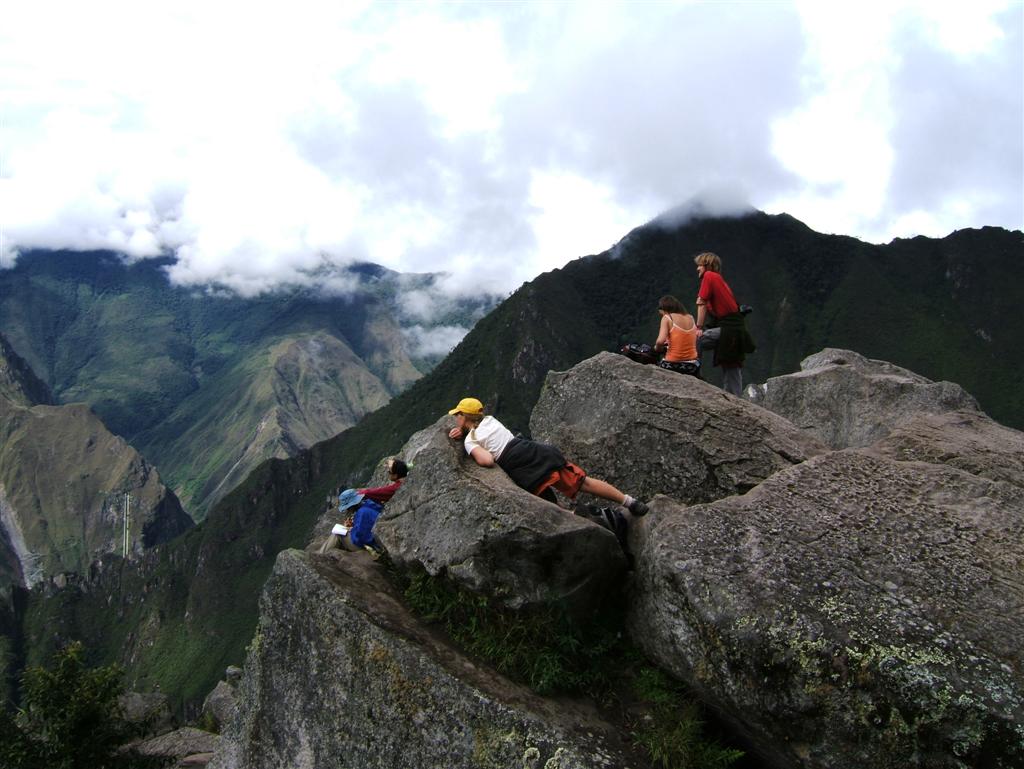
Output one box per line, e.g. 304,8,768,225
627,498,649,517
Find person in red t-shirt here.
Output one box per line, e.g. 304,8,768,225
694,251,754,396
359,458,408,504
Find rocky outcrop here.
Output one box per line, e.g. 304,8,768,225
531,352,827,505
374,419,626,612
202,680,239,734
748,348,981,449
210,549,637,769
132,727,219,767
207,347,1024,769
119,690,174,737
628,448,1024,769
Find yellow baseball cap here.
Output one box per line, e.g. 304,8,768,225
448,397,484,416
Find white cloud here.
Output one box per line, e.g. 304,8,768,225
0,1,1019,287
765,0,1021,240
528,170,649,267
402,324,472,358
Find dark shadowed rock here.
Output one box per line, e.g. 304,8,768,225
0,333,53,408
530,352,826,506
748,348,981,449
628,449,1024,769
202,680,239,734
210,549,637,769
118,690,173,737
375,418,626,612
867,410,1024,490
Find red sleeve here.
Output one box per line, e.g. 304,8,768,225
359,481,401,504
697,273,713,302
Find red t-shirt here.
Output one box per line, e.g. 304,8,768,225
359,480,402,504
697,271,739,319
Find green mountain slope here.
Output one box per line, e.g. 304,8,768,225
0,253,493,518
14,211,1023,714
142,331,392,513
0,336,194,591
0,336,54,409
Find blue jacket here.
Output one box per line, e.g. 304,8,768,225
348,499,383,548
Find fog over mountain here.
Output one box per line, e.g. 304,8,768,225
1,2,1020,297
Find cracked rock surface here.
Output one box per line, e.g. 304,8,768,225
628,448,1024,769
531,352,826,506
209,550,637,769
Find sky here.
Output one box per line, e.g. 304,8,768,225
1,0,1021,300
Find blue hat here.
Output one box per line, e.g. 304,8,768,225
338,489,365,510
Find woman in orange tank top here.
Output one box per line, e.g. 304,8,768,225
654,295,701,377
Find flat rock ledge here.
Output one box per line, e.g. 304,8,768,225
868,409,1024,491
209,549,640,769
132,727,220,763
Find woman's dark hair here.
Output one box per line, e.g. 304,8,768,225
390,458,409,479
658,295,689,315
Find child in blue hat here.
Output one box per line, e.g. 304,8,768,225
320,488,384,553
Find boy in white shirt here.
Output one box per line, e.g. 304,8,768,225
446,397,648,517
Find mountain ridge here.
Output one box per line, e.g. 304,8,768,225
0,251,495,518
8,210,1023,716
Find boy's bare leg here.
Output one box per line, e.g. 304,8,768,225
579,477,625,504
579,476,648,517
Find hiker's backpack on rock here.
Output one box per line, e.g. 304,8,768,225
620,343,658,365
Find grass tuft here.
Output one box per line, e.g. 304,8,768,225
400,569,745,769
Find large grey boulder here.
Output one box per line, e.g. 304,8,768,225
628,449,1024,769
748,348,981,449
375,418,626,612
210,549,639,769
531,352,827,505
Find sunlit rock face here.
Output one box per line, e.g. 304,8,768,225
747,348,981,450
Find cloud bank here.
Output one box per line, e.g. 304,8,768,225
1,1,1020,296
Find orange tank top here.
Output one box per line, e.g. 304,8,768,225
665,314,698,362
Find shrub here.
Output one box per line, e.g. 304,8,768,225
0,642,164,769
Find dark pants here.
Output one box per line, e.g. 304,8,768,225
699,328,743,396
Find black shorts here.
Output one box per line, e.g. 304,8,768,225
659,359,702,378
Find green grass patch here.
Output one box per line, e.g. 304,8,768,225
399,570,745,769
631,667,746,769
